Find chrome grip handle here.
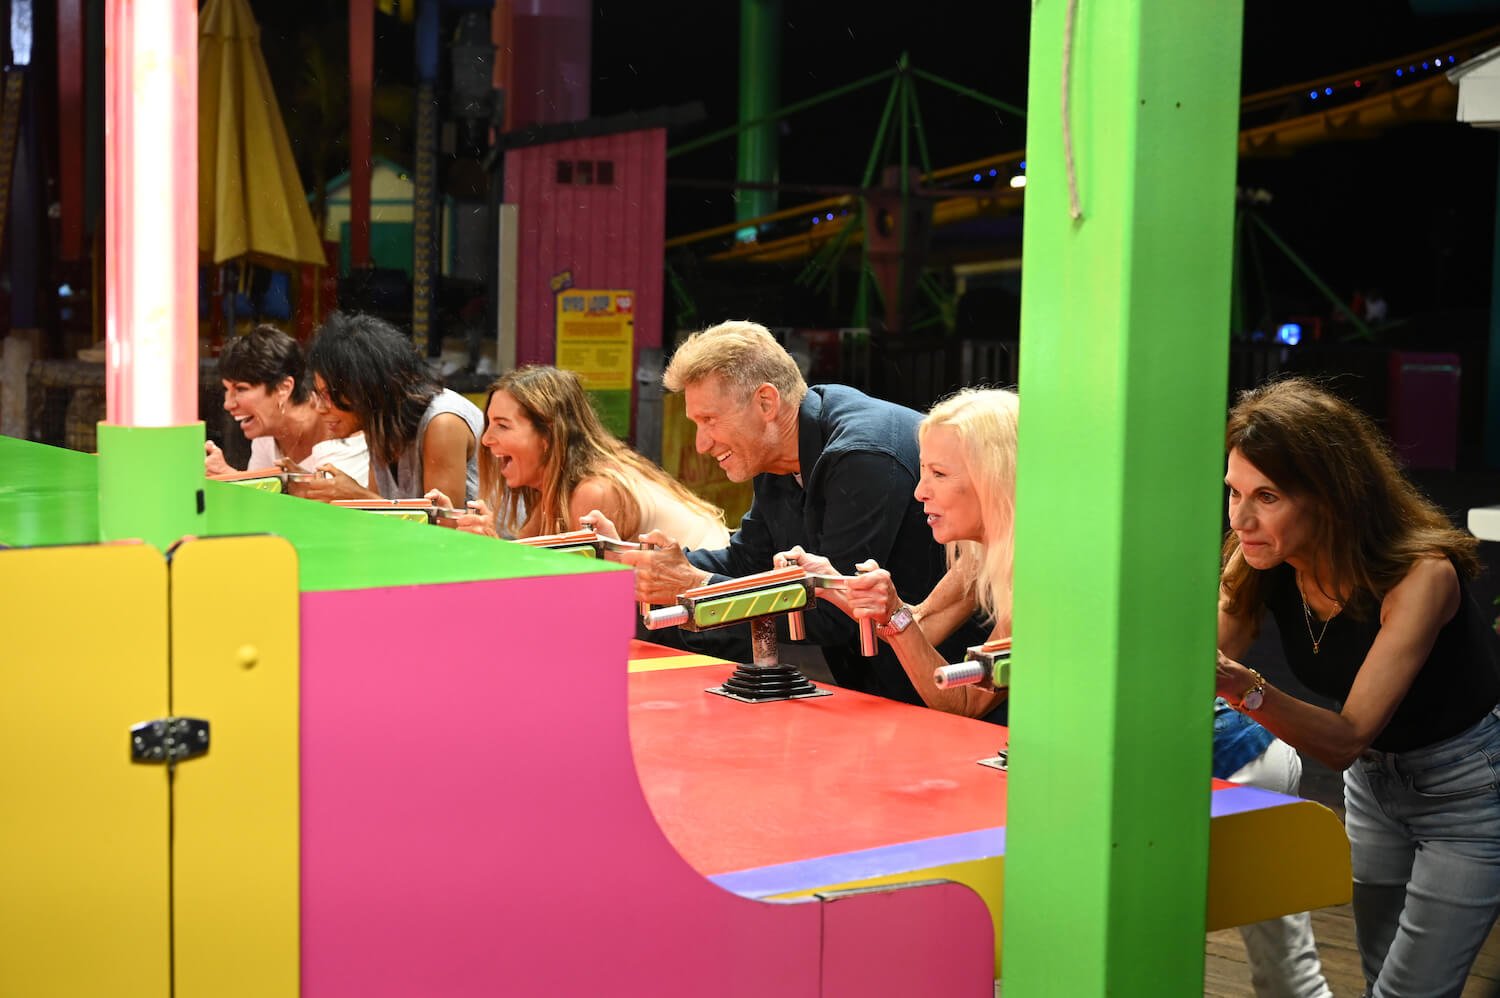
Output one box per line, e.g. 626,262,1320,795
934,661,987,689
645,605,691,630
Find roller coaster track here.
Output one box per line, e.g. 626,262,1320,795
679,24,1500,267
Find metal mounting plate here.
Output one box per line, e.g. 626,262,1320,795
130,717,210,764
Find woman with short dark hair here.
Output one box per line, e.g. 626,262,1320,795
1216,377,1500,996
302,312,484,504
204,323,368,482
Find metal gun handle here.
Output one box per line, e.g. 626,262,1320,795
852,565,878,658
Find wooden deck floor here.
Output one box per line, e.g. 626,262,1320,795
1204,751,1500,997
1206,907,1500,997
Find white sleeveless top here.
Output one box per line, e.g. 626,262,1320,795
633,476,730,550
249,432,369,484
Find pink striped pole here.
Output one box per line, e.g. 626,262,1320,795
99,0,206,548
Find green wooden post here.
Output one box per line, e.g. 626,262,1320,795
734,0,780,241
1006,2,1244,994
97,423,207,552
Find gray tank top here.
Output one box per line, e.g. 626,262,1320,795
373,389,484,501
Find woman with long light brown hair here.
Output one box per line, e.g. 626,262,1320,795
434,365,729,549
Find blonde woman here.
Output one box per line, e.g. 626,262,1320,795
433,365,729,549
778,387,1016,722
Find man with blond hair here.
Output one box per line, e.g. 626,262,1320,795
618,320,985,706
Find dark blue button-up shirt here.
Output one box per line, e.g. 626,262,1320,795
687,384,989,705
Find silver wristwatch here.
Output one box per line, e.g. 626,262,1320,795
878,604,916,637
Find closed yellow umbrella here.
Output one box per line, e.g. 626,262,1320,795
198,0,326,268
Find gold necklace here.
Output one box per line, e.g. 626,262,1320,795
1297,575,1342,655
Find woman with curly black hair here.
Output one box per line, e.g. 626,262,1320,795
301,312,483,504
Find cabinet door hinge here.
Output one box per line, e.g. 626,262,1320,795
130,717,210,765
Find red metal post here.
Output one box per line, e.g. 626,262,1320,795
349,0,374,270
57,0,86,261
492,0,514,132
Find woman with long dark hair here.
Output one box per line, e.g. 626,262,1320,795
301,312,484,504
1216,377,1500,996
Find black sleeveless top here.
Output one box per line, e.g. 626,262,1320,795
1265,562,1500,752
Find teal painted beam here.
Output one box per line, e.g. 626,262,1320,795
1006,2,1244,994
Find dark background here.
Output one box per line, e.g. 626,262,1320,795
251,0,1500,314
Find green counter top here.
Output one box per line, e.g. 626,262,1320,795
0,436,619,591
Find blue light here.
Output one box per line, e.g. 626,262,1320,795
1396,68,1404,77
973,173,982,182
825,212,833,221
988,169,997,177
1309,90,1319,99
1276,323,1302,346
811,216,820,225
1409,65,1417,72
1019,160,1026,169
1422,61,1430,70
1324,87,1333,96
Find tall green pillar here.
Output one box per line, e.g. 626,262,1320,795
735,0,780,241
1006,2,1244,994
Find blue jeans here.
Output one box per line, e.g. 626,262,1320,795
1230,739,1332,998
1344,704,1500,998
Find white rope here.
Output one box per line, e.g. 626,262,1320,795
1061,0,1083,221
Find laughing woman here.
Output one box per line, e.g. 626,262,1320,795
300,312,484,505
433,364,729,549
203,324,368,482
1216,378,1500,997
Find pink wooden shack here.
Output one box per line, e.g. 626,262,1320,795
500,106,702,435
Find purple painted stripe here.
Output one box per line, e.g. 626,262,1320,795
1210,783,1299,817
713,786,1299,899
710,827,1007,900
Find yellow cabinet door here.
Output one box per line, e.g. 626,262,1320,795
169,535,301,998
0,542,171,998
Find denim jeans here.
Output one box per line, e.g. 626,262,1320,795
1230,738,1333,998
1344,704,1500,998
